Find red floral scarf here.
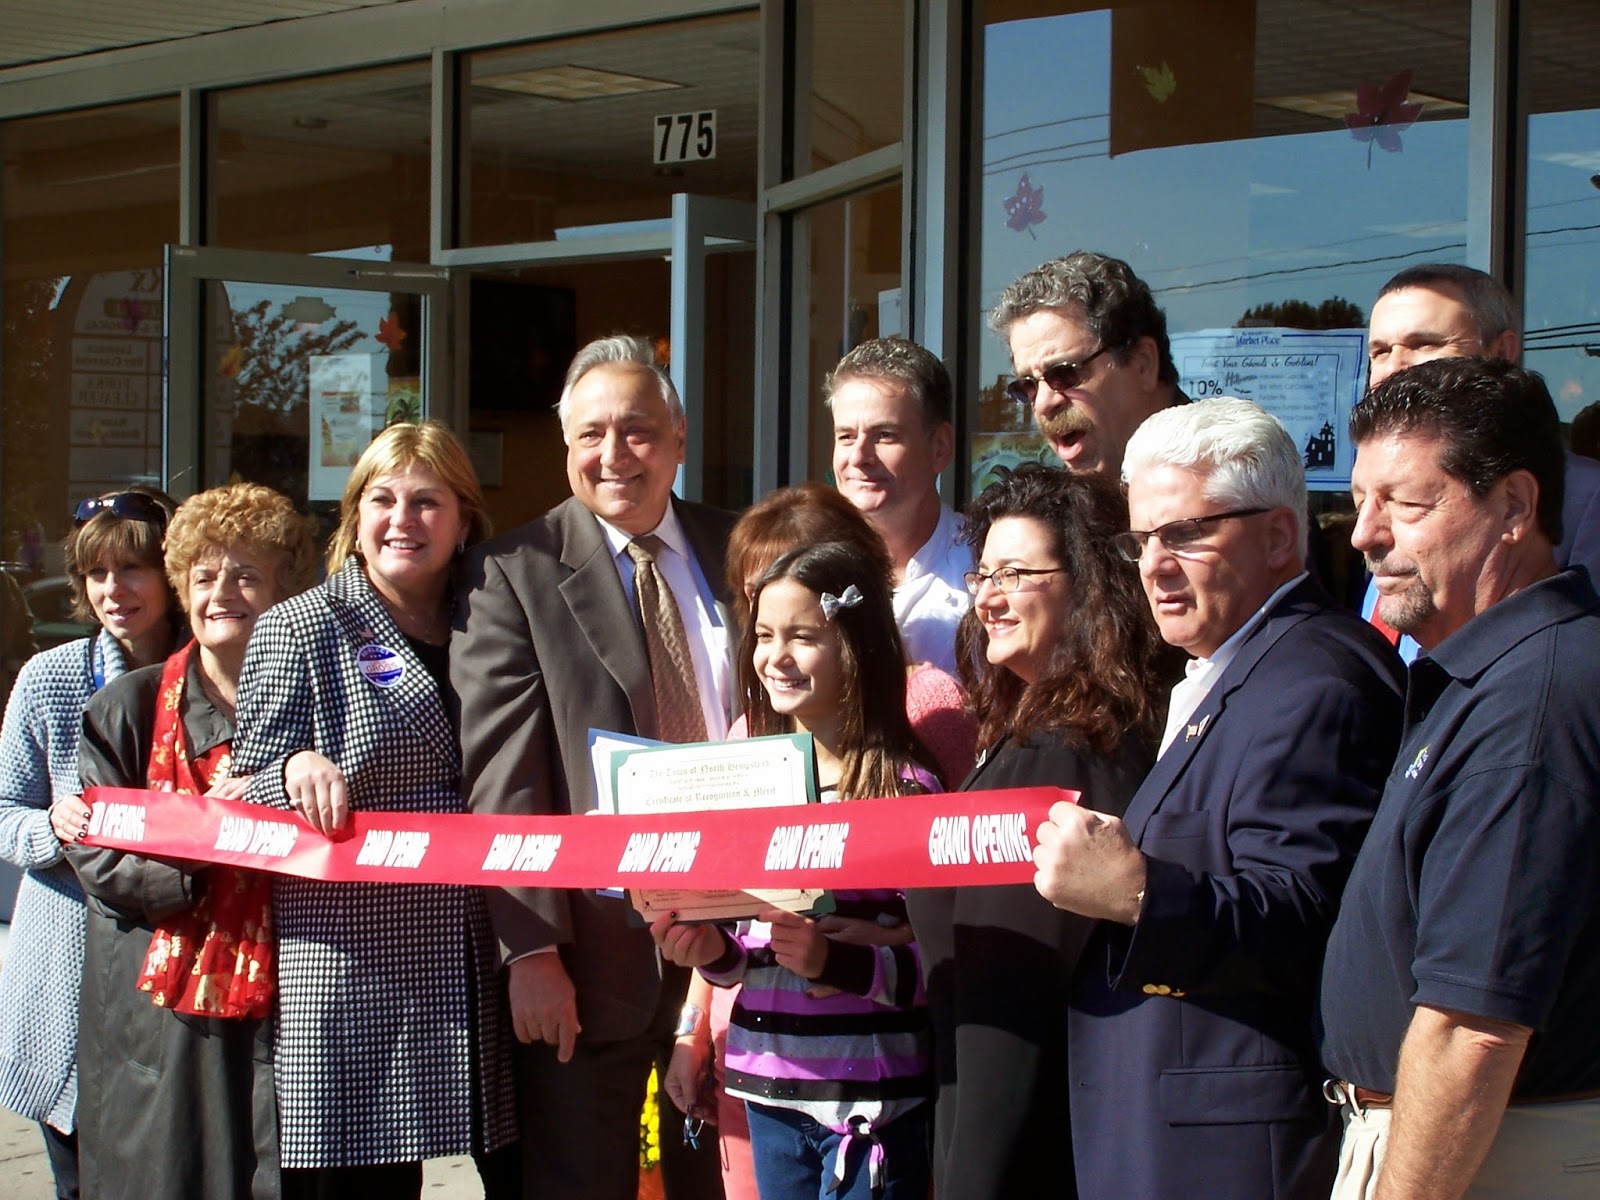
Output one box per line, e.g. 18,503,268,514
135,642,275,1019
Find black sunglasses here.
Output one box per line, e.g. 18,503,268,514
73,492,169,529
1006,345,1111,406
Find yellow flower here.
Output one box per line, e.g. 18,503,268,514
639,1065,662,1170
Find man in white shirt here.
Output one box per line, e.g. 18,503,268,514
827,337,970,673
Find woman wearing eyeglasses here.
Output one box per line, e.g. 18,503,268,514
905,462,1174,1200
0,486,182,1200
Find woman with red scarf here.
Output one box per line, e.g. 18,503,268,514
58,482,318,1200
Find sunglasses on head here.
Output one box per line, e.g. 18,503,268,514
73,492,169,529
1005,345,1111,406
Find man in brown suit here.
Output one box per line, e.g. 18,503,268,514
453,335,737,1200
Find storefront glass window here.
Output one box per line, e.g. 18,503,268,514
462,11,759,247
1,97,180,696
210,61,432,259
797,0,905,174
1523,1,1600,431
973,0,1470,500
801,181,903,481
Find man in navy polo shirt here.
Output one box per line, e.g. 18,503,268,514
1320,356,1600,1199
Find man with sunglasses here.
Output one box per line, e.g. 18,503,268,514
1030,399,1405,1199
990,251,1187,478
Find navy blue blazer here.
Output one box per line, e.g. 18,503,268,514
1067,578,1405,1200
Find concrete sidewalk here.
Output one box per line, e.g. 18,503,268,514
0,924,485,1198
0,1107,484,1198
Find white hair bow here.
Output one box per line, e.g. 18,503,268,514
819,584,864,621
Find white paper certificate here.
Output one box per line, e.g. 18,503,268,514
607,733,828,923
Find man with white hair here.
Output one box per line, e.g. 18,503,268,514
1031,399,1405,1198
454,334,735,1200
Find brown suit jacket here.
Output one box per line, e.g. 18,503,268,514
451,494,738,1043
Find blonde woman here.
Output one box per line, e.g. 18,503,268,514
232,423,518,1198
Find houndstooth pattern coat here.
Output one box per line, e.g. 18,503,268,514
233,562,516,1169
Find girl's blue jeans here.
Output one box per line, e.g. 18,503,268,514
744,1100,931,1200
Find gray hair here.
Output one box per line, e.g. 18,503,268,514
988,251,1178,386
555,334,685,441
1376,264,1519,346
1121,398,1308,558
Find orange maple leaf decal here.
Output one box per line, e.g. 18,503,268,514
377,311,407,352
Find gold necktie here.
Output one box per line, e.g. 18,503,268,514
625,535,709,744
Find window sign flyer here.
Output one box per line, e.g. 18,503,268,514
1170,328,1367,490
308,353,382,501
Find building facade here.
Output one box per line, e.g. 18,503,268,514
0,0,1594,618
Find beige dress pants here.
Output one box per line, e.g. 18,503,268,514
1331,1090,1600,1199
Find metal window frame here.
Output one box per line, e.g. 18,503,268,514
163,245,451,499
753,1,919,496
951,0,1532,492
1467,0,1528,314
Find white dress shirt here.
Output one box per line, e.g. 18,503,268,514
892,504,973,676
596,506,733,739
1159,572,1309,758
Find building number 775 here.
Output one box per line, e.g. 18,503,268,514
654,111,717,164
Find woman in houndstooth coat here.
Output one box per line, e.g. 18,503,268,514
232,423,517,1199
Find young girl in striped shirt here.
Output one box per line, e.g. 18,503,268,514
652,540,938,1200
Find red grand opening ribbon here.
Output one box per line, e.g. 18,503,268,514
80,786,1075,891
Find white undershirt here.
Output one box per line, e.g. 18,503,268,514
1159,572,1308,757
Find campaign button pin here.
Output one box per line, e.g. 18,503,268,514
357,643,405,688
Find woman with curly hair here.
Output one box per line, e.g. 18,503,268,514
905,462,1174,1200
0,485,182,1199
55,482,319,1199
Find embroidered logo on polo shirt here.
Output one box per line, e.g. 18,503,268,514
1405,744,1431,780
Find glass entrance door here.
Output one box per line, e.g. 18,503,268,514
164,246,450,527
443,193,757,513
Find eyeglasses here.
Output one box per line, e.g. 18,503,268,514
1005,346,1110,406
683,1112,705,1151
1111,508,1271,562
964,566,1064,595
72,492,169,529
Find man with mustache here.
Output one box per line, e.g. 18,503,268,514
990,251,1188,479
1360,263,1600,658
1321,356,1600,1199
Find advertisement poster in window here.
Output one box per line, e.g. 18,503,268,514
308,353,381,501
1170,328,1367,490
